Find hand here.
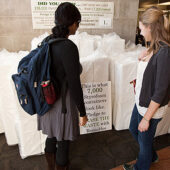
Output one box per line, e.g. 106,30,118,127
138,49,148,61
79,115,88,126
130,79,136,94
138,118,150,132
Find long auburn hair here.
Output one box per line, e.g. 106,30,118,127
139,6,170,54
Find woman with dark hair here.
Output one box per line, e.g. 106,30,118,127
123,6,170,170
37,2,88,170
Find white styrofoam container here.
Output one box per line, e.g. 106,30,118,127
156,106,170,136
11,79,47,159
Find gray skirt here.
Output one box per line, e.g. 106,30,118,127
37,90,80,141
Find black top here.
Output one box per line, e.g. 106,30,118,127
50,38,86,117
139,42,170,107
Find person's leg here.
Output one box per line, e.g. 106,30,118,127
45,137,57,170
56,140,70,168
134,116,161,170
129,104,139,142
45,137,57,153
123,105,140,170
152,145,159,163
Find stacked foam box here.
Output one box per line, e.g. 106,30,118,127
110,43,170,133
79,32,126,131
0,48,46,157
0,51,5,134
5,32,54,158
69,32,96,58
11,82,47,158
99,33,125,57
69,32,80,49
79,49,110,135
0,50,28,145
155,106,170,136
0,50,6,134
110,45,145,130
0,117,4,134
0,65,7,135
112,56,138,130
9,37,48,158
80,49,109,83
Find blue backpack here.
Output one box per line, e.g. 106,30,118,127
12,38,65,116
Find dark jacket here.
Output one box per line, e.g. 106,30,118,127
50,38,86,117
139,42,170,107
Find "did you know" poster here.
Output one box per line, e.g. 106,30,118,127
31,0,114,29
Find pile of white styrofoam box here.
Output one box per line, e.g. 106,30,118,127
0,73,4,133
112,56,138,130
80,49,109,83
99,32,125,57
0,50,6,134
0,49,28,145
31,31,125,59
11,81,47,158
109,43,145,130
0,48,46,157
69,32,96,58
109,42,170,135
155,106,170,136
0,117,4,134
8,50,47,158
69,31,125,58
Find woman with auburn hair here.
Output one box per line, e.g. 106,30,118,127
123,6,170,170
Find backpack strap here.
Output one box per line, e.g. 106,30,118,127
48,38,67,45
38,37,67,47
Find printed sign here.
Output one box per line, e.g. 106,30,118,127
31,0,114,29
80,81,112,134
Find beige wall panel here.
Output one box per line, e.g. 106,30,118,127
0,0,31,16
0,36,14,51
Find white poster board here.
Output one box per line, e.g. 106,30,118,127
31,0,114,29
80,81,112,134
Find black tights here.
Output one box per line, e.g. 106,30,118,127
45,137,70,166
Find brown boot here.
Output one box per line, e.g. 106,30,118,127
45,152,56,170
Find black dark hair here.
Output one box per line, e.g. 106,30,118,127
52,2,81,38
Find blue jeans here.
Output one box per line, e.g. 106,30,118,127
129,105,161,170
